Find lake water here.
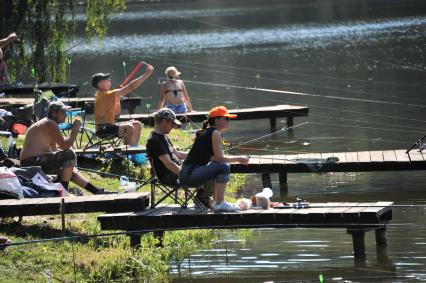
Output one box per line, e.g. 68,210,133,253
69,0,426,281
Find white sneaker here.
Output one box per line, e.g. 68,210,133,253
212,201,239,212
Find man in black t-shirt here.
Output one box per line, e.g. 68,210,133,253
146,108,185,186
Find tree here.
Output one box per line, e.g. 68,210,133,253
0,0,125,83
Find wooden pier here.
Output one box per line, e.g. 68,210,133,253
98,201,393,260
0,192,149,217
0,97,141,114
230,149,426,194
117,104,309,130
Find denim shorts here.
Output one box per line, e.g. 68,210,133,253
166,103,187,114
179,162,230,186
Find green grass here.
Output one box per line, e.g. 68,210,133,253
0,124,252,282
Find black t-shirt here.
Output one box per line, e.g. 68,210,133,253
146,131,180,185
184,127,216,166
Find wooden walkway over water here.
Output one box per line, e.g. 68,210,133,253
230,149,426,193
117,104,309,130
0,192,149,217
98,201,393,260
0,97,141,114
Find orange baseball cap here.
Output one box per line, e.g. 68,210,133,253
208,106,237,119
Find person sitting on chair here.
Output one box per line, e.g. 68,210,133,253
179,106,250,212
157,66,193,114
20,101,113,195
93,63,154,147
146,108,185,186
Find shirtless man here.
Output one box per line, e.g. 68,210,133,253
20,101,112,194
158,66,193,114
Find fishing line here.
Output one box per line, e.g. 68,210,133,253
308,121,425,135
176,61,426,105
184,79,426,109
324,48,426,72
226,122,310,152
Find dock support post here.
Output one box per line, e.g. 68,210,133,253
261,173,272,189
287,117,294,128
375,227,387,246
60,198,66,234
269,117,276,133
153,230,165,247
129,232,143,248
347,229,366,259
278,170,288,196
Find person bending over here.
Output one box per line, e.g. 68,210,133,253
20,101,112,194
179,106,249,212
93,63,154,146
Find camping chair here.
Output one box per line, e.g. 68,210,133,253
58,104,124,151
148,158,207,211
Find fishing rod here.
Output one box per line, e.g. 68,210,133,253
77,166,150,184
2,221,425,249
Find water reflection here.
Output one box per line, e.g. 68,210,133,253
70,16,426,55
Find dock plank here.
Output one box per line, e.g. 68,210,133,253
345,152,359,163
382,150,397,162
357,151,371,163
370,151,384,162
394,150,411,162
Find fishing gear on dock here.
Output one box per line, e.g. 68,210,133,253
406,134,426,154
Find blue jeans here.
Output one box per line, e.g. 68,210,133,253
179,162,230,186
166,103,187,114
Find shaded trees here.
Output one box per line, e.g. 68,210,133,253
0,0,125,83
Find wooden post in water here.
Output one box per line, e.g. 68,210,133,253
347,229,366,259
375,227,388,245
261,172,272,189
269,117,276,133
278,170,288,196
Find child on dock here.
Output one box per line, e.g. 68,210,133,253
179,106,249,212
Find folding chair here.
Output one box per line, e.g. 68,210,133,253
148,158,207,211
77,125,124,151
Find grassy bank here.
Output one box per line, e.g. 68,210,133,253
0,126,251,282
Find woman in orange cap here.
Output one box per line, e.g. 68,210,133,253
179,106,249,212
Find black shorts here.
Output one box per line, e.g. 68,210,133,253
96,123,119,137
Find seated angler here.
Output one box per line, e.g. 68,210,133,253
146,108,186,187
179,106,250,212
20,101,113,194
93,63,154,147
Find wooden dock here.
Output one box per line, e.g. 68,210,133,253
98,201,393,259
230,149,426,193
117,104,309,130
0,192,149,217
0,97,141,114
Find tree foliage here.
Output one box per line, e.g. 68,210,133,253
0,0,125,83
